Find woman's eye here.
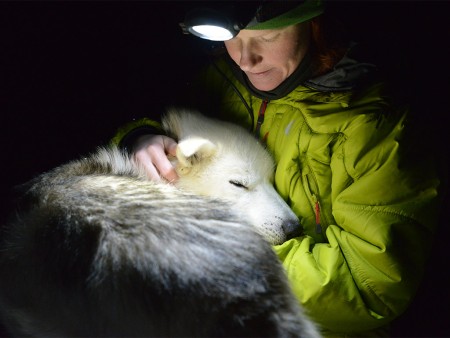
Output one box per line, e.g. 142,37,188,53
229,180,248,189
261,34,279,42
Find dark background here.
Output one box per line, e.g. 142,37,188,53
0,1,449,337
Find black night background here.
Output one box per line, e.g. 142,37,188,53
0,1,449,336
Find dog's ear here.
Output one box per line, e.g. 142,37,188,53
176,137,217,168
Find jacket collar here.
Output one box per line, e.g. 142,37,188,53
306,47,376,92
225,50,314,101
226,44,376,99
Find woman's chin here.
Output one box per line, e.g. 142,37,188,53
247,75,282,92
249,80,280,92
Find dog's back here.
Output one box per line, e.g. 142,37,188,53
0,114,320,337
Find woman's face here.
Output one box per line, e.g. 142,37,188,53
224,23,310,91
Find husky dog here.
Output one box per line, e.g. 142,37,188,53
0,110,319,337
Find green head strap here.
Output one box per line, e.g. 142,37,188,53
246,0,324,30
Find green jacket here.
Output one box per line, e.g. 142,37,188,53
114,54,440,336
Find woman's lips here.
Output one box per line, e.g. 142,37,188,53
244,68,277,90
247,70,270,76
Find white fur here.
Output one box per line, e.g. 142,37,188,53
164,109,301,245
0,109,319,338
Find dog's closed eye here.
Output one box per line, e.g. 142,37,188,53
229,180,248,190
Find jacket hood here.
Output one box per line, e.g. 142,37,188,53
306,49,376,92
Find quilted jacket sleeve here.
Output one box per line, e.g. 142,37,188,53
110,118,163,151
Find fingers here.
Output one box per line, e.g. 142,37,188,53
133,135,179,183
163,136,178,157
134,149,164,181
157,136,179,182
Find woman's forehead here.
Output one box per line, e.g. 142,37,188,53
237,25,299,38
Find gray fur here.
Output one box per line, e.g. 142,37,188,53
0,110,320,337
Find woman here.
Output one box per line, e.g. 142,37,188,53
112,1,440,336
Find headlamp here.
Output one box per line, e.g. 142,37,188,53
180,7,246,41
180,0,324,42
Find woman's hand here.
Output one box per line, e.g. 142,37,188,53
132,134,179,182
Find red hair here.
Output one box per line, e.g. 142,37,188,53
309,15,348,77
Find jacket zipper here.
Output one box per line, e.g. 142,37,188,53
313,195,322,234
255,100,323,234
255,99,269,138
303,170,324,234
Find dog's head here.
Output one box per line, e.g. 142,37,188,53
163,109,302,245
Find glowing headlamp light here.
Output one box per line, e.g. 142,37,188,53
180,8,243,41
190,25,234,41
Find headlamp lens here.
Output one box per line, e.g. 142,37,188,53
181,7,238,42
189,25,234,41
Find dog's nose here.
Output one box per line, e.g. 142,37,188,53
283,221,303,240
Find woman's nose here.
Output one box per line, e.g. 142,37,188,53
238,44,262,71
